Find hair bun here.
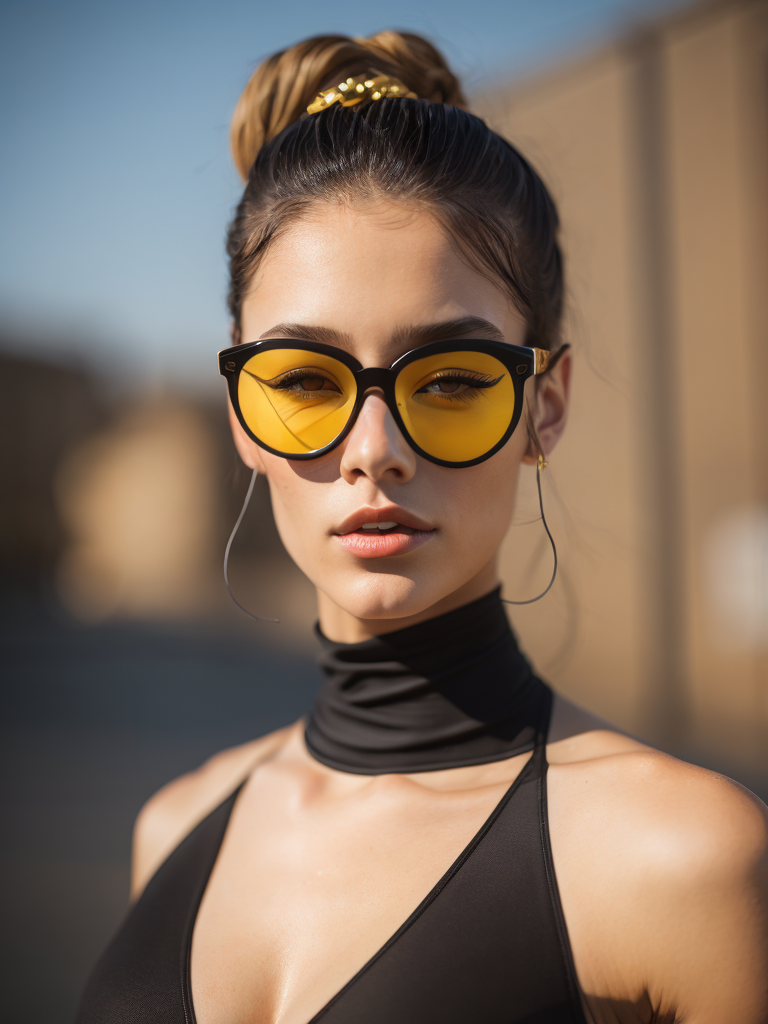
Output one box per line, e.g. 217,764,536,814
230,30,467,181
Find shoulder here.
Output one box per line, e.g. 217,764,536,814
547,701,768,1016
548,694,768,858
552,741,768,877
130,724,294,900
548,698,768,871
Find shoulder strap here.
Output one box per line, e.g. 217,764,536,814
527,683,554,778
536,687,588,1022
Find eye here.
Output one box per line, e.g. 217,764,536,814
415,370,504,402
427,379,463,394
285,374,340,394
245,368,343,397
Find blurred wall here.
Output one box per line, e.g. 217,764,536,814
55,400,221,621
0,348,106,589
480,0,768,773
49,393,316,637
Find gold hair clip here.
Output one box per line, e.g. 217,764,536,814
307,74,417,115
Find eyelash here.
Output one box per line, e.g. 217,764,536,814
265,369,502,402
415,372,502,402
268,370,341,396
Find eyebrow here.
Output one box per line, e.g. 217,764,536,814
258,323,354,346
258,316,506,348
391,317,506,346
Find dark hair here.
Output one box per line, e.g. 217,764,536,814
226,32,563,350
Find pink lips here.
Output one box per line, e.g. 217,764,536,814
333,506,436,559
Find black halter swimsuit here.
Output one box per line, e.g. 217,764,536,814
76,590,587,1024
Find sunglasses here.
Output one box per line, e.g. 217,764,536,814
219,338,568,468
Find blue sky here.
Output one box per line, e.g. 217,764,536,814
1,0,686,388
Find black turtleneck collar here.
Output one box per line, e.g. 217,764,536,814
304,588,551,774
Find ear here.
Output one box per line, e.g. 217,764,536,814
521,349,572,465
228,401,268,474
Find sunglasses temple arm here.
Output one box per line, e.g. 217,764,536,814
534,342,571,376
224,468,280,624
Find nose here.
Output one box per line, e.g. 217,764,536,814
339,391,417,485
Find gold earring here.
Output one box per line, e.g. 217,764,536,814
537,454,548,471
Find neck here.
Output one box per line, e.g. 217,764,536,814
306,586,551,775
316,560,501,643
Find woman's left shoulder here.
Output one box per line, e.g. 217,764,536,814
548,695,768,870
546,696,768,1017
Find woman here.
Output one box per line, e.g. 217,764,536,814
76,30,768,1024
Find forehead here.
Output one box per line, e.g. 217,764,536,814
239,201,526,357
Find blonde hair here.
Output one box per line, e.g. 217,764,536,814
230,31,467,181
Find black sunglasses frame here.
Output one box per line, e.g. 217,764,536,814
218,338,567,468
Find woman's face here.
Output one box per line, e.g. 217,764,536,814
231,201,570,641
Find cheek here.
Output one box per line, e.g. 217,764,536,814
440,412,528,535
260,455,336,563
444,455,520,550
261,457,309,524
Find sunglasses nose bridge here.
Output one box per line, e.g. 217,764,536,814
355,366,393,394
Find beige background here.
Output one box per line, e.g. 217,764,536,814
6,0,765,779
480,0,768,770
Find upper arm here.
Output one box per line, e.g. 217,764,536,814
552,754,768,1023
130,727,291,900
130,771,199,901
645,779,768,1022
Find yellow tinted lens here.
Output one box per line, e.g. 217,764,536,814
238,349,356,455
395,351,515,462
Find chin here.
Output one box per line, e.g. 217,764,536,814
320,568,449,624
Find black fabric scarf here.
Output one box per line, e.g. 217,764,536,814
305,587,551,774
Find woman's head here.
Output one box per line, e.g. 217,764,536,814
225,31,571,641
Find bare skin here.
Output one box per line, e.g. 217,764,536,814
133,202,768,1024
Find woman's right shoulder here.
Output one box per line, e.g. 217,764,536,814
130,724,295,900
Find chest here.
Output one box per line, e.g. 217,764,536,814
76,753,587,1024
190,772,514,1024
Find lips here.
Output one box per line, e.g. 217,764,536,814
333,506,436,559
336,506,434,535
